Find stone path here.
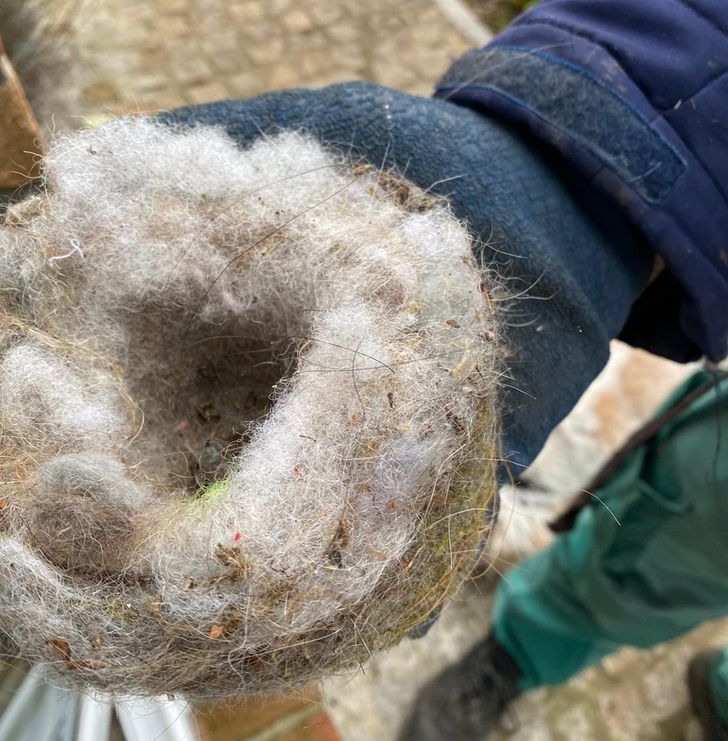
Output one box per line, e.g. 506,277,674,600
54,0,485,130
492,617,728,741
324,575,728,741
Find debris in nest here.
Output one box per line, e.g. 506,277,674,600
445,409,466,433
213,543,249,581
47,637,99,671
358,164,439,213
327,549,343,568
194,438,227,489
195,401,221,423
208,625,224,640
326,518,349,568
48,637,71,663
174,419,189,434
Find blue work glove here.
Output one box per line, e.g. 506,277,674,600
163,82,652,482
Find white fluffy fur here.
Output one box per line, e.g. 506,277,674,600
0,120,500,697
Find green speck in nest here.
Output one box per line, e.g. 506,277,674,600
194,477,230,506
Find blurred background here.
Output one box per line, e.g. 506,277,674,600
1,1,726,739
0,0,511,132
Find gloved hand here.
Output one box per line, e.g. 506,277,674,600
164,82,652,480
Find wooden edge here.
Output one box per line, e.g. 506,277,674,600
0,36,44,191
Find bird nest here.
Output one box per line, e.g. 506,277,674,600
0,120,500,698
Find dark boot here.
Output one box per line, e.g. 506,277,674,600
688,650,728,741
399,635,522,741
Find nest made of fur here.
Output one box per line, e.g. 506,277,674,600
0,119,500,699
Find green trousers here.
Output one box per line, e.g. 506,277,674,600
493,370,728,712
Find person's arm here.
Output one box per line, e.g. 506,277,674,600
436,0,728,364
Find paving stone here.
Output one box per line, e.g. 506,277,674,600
282,9,315,34
159,14,192,36
599,646,642,678
134,73,171,92
552,703,597,739
209,50,249,74
229,2,266,23
160,0,189,14
122,4,156,23
194,0,223,11
198,29,239,56
247,38,285,66
195,12,228,34
288,30,330,51
266,63,301,90
309,3,345,27
185,80,228,105
268,0,293,15
323,21,362,45
136,44,168,67
64,0,480,129
299,49,332,77
174,58,214,85
225,70,261,98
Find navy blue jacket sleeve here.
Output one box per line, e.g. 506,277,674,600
436,0,728,362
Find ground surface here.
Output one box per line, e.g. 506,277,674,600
324,577,728,741
4,1,725,739
35,0,482,131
